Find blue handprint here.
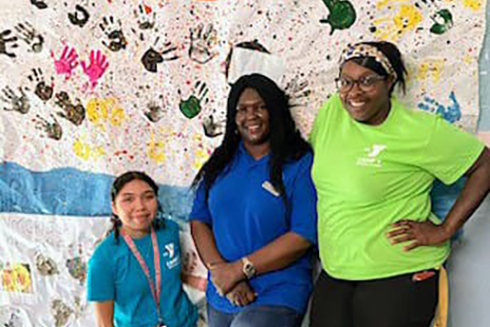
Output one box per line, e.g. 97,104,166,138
417,91,461,124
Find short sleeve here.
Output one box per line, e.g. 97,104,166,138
87,244,115,302
289,152,318,245
309,103,327,147
309,95,339,148
189,181,212,224
422,116,484,185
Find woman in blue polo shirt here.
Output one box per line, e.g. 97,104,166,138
87,171,198,327
190,74,318,327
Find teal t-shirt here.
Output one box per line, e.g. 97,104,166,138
310,94,484,280
87,220,198,327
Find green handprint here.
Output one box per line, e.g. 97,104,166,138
320,0,357,35
430,9,453,35
179,81,209,119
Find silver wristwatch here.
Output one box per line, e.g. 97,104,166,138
241,256,256,279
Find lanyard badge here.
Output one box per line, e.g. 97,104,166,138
121,228,166,327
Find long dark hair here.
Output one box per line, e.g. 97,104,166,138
192,74,311,204
344,41,407,96
109,171,164,242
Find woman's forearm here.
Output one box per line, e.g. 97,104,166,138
190,220,226,268
246,232,312,275
442,147,490,236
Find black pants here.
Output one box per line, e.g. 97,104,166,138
309,270,439,327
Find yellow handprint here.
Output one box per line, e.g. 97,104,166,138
86,97,126,130
372,1,423,41
73,136,105,161
147,131,166,164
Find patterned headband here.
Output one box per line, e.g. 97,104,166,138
339,43,398,80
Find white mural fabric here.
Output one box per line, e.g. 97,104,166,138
0,0,487,326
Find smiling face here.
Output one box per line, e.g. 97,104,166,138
235,88,271,151
339,60,394,126
111,179,158,238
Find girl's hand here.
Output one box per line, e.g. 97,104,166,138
387,220,452,251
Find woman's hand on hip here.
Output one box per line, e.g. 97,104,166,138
387,220,452,251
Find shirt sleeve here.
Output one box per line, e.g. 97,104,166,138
309,95,338,147
289,152,318,245
309,103,326,147
421,116,484,185
87,243,115,302
189,181,212,224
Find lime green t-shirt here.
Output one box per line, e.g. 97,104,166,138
310,94,484,280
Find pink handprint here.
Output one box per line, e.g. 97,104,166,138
51,46,79,80
81,49,109,89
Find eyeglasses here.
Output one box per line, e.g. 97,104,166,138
335,75,386,93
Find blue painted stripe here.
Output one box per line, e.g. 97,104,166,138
0,161,193,219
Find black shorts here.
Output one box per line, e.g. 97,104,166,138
309,269,439,327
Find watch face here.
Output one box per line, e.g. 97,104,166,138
243,261,256,278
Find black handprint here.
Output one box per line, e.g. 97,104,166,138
0,29,19,58
68,5,90,28
30,0,48,9
134,4,156,30
189,23,218,64
99,16,127,52
144,100,166,123
27,68,54,101
141,37,178,73
284,76,311,106
1,86,30,114
54,91,85,126
15,22,44,53
202,114,225,138
34,115,63,140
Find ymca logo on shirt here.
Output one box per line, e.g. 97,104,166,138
163,242,180,269
357,144,386,168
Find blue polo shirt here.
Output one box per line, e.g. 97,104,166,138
87,219,198,327
190,144,317,314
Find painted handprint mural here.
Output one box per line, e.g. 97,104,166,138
0,0,488,326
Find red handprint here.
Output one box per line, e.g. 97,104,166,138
81,50,109,89
51,46,79,80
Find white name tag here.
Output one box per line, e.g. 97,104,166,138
262,181,280,197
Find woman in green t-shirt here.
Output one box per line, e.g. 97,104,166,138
309,41,490,327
